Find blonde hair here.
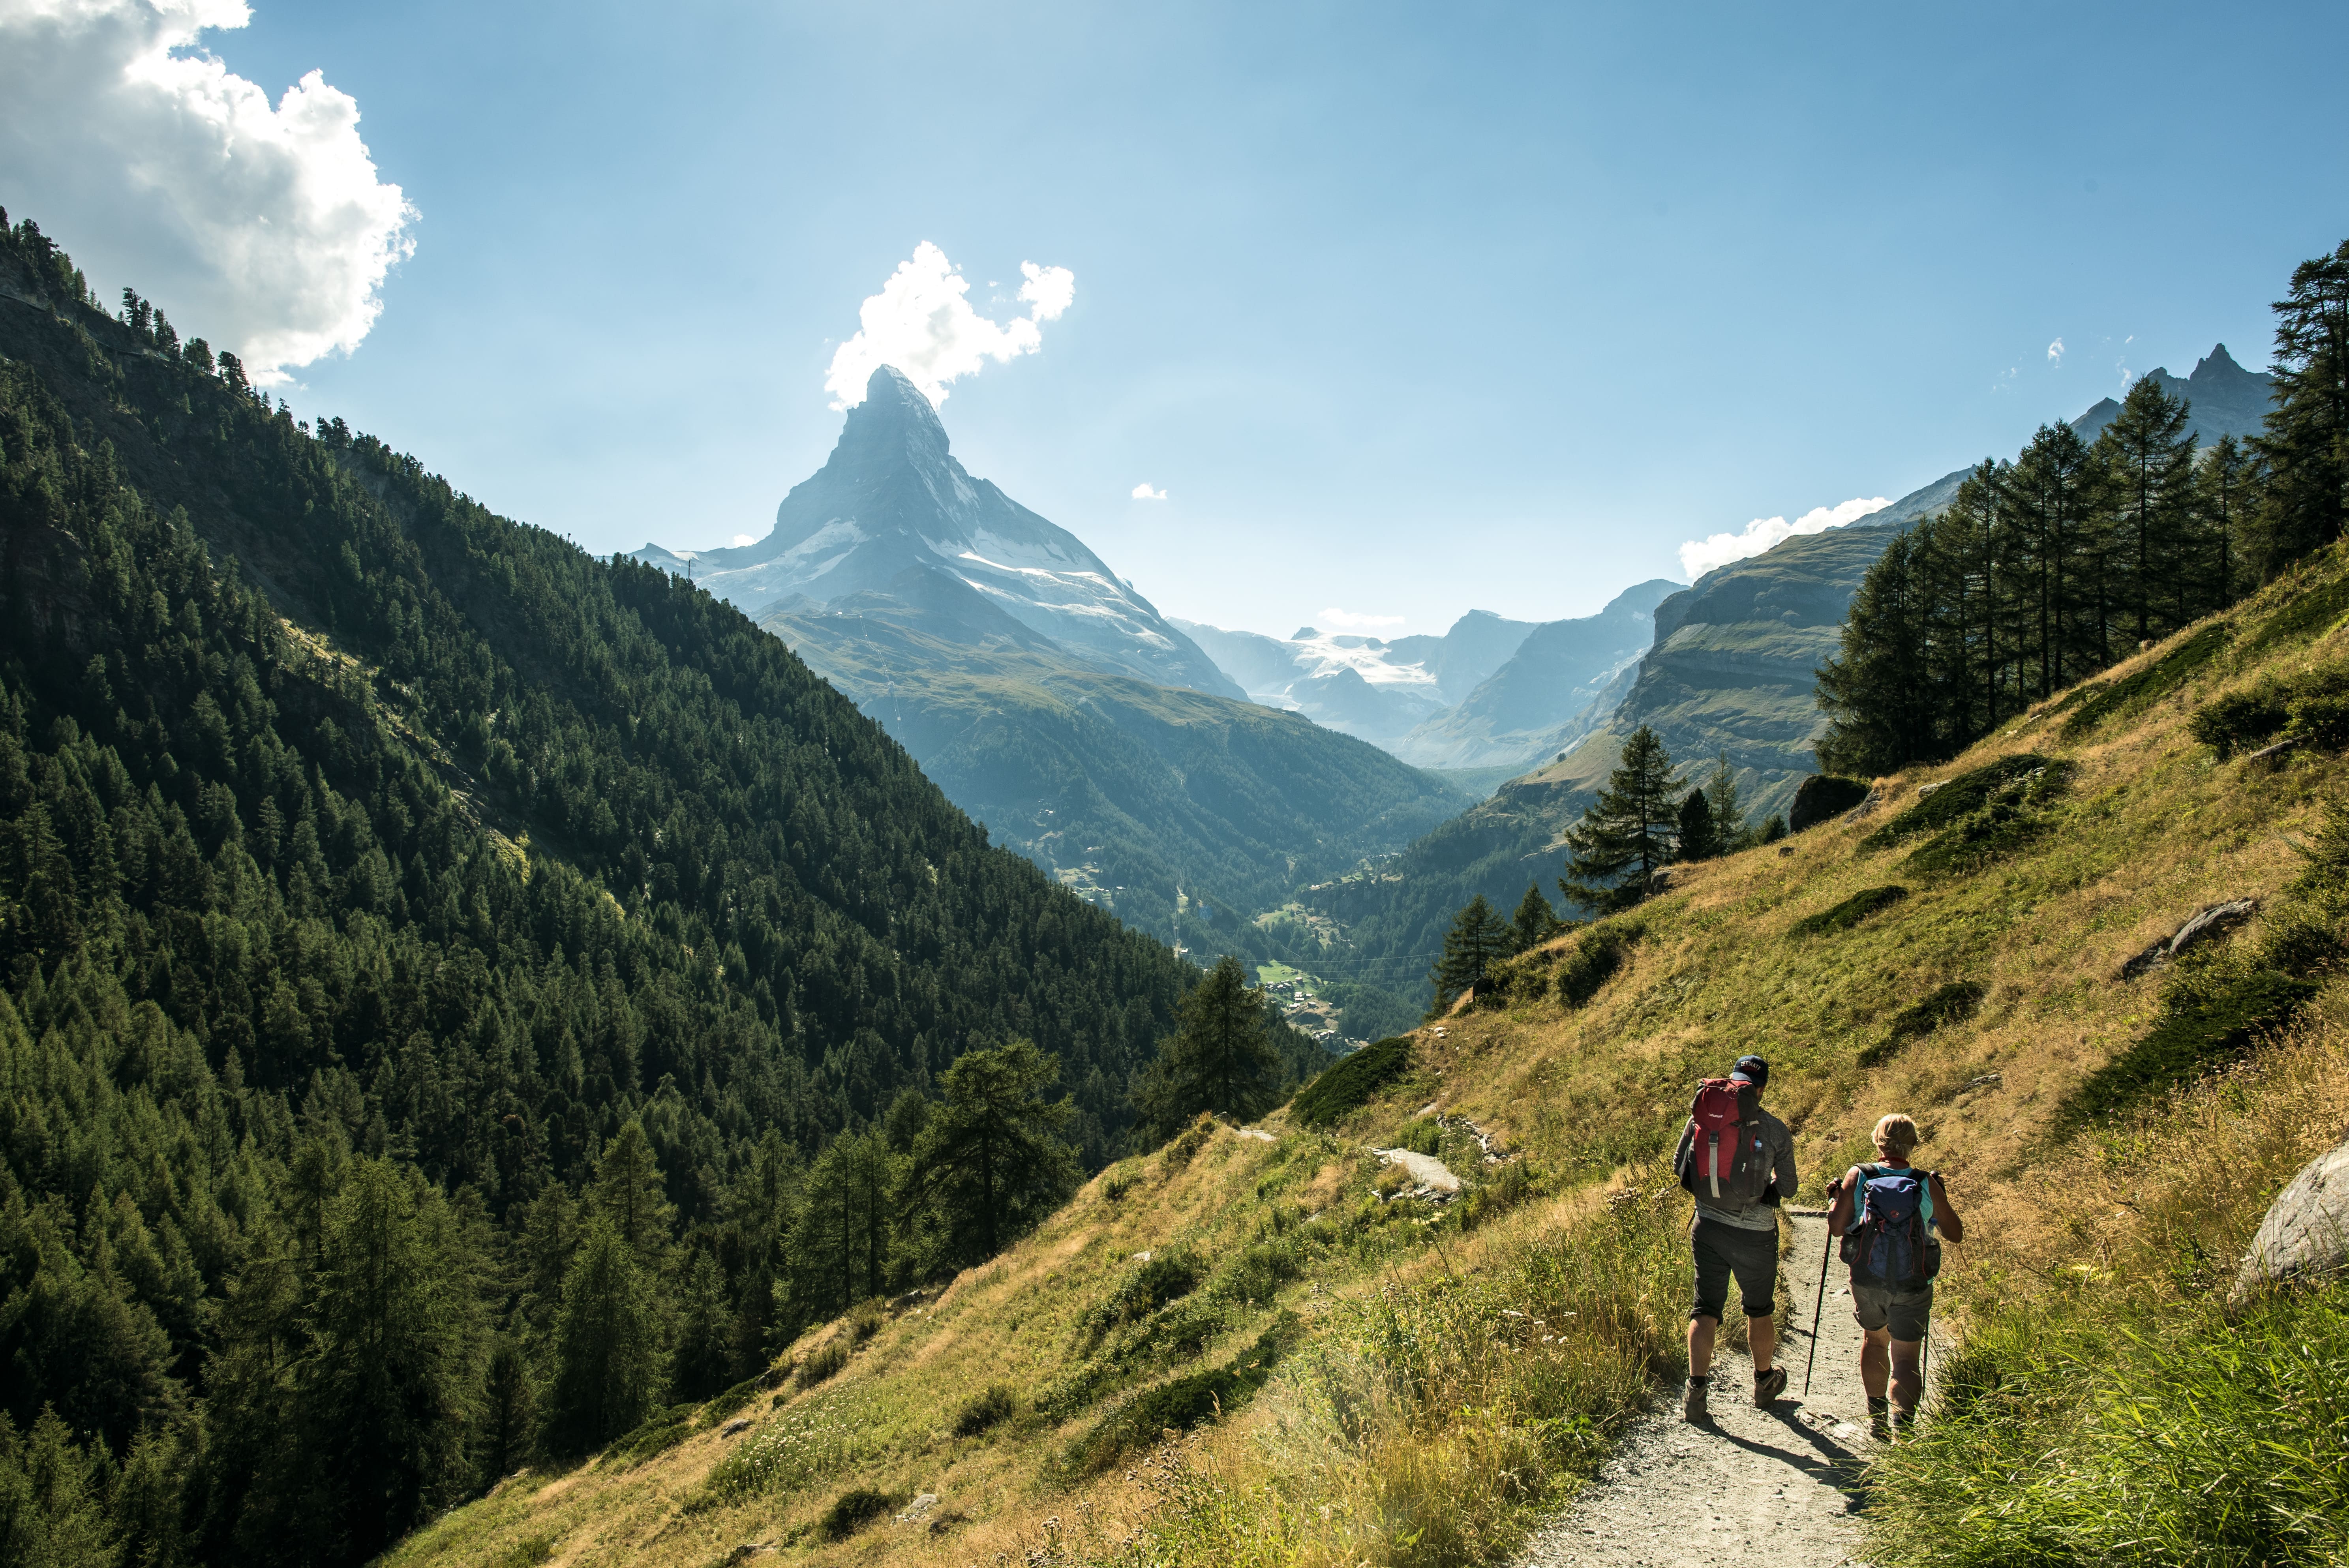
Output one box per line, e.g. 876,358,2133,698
1872,1113,1920,1162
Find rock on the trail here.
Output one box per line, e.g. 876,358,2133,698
1789,774,1871,832
720,1416,753,1437
897,1493,941,1525
2237,1134,2349,1296
1372,1148,1462,1197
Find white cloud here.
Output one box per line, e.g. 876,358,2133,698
1131,482,1167,501
1676,496,1890,581
2047,337,2066,365
0,0,415,386
1316,607,1407,630
731,533,756,547
824,242,1075,410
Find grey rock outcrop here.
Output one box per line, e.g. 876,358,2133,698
2236,1135,2349,1296
2120,899,2257,980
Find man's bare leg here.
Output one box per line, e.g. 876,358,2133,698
1747,1314,1776,1374
1687,1314,1718,1377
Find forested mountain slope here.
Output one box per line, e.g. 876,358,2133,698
376,527,2349,1568
768,596,1469,947
0,215,1197,1568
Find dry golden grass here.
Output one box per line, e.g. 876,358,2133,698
390,549,2349,1568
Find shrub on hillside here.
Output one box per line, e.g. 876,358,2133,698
794,1337,850,1390
1158,1114,1217,1173
1065,1315,1298,1475
2241,562,2349,655
1857,981,1985,1067
1790,885,1909,937
1901,762,2075,879
820,1487,898,1540
952,1384,1019,1438
600,1403,698,1468
1084,1251,1203,1344
1862,755,2055,849
2057,967,2319,1129
2058,621,2232,739
2188,664,2349,759
1557,922,1640,1008
1290,1035,1413,1127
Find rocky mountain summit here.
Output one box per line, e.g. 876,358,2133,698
634,365,1242,698
2071,343,2275,448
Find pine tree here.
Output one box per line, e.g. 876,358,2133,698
2099,375,2198,641
1675,786,1718,863
1430,895,1512,1012
669,1250,734,1401
1508,883,1560,953
1704,752,1748,852
2251,240,2349,578
1561,726,1679,912
907,1041,1079,1265
587,1121,674,1272
541,1218,664,1457
1815,531,1935,775
2197,434,2261,607
1134,957,1281,1135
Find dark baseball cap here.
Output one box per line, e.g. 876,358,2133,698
1730,1055,1769,1089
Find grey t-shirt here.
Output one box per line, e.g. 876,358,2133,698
1682,1103,1799,1232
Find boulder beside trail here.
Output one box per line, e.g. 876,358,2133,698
2236,1134,2349,1297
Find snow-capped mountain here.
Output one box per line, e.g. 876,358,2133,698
1171,611,1536,747
633,365,1242,699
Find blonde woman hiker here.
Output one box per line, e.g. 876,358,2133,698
1673,1054,1800,1422
1826,1113,1964,1437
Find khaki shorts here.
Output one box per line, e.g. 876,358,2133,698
1851,1276,1933,1342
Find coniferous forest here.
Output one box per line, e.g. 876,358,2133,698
1814,241,2349,776
0,212,1238,1566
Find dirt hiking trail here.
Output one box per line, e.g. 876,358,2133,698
1520,1212,1904,1568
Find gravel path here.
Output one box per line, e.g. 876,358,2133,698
1518,1212,1889,1568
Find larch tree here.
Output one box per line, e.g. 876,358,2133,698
1136,955,1281,1134
1562,726,1681,912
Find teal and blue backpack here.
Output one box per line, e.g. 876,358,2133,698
1840,1164,1942,1287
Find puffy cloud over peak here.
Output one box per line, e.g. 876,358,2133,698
824,242,1075,410
0,0,415,386
1676,496,1889,581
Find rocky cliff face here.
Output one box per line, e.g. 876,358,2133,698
2071,343,2275,448
634,365,1242,699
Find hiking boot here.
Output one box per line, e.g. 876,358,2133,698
1868,1398,1891,1440
1889,1407,1918,1440
1752,1365,1788,1407
1681,1377,1709,1423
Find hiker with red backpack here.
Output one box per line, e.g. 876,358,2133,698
1826,1113,1965,1437
1673,1054,1799,1422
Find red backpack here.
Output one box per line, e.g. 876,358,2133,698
1676,1078,1771,1206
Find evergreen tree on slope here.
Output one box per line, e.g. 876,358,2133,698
1135,956,1281,1135
1561,725,1679,912
1430,895,1512,1014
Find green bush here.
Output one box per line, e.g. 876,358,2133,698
600,1403,697,1467
1790,884,1909,937
2242,563,2349,654
819,1487,898,1541
2189,684,2294,759
1290,1035,1414,1127
1862,755,2054,849
2056,966,2317,1129
1857,980,1985,1067
1901,763,2075,880
794,1337,850,1390
1557,922,1639,1008
1868,1286,2349,1567
700,1375,765,1425
951,1384,1019,1438
2058,621,2231,738
1066,1315,1299,1474
1082,1251,1203,1346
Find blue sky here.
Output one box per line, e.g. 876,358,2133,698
8,0,2346,638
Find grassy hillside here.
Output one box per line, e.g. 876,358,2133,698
388,539,2349,1567
768,600,1470,949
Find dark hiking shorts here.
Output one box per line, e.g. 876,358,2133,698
1852,1276,1934,1342
1690,1216,1779,1322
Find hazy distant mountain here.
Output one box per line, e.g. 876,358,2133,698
634,365,1244,699
634,364,1464,947
1171,610,1536,748
1394,579,1680,769
2071,343,2274,448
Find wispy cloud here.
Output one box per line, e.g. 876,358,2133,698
1131,482,1167,501
1315,607,1407,630
0,0,415,385
824,243,1075,409
1677,496,1890,580
2047,337,2066,366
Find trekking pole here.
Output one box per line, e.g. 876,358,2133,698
1802,1204,1834,1397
